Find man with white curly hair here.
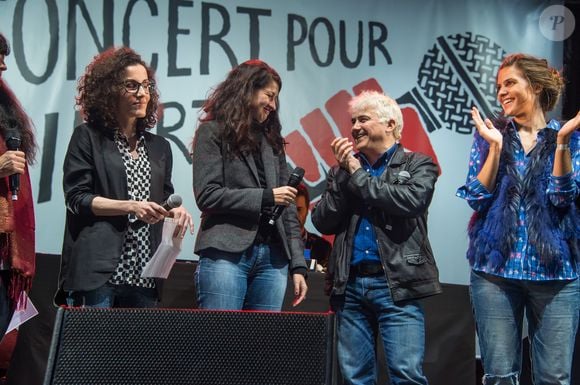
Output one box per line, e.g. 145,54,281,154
312,90,441,385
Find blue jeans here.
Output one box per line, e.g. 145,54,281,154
195,243,288,311
470,271,580,385
66,282,158,308
330,273,428,385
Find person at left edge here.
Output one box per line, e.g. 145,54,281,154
56,47,193,308
191,60,307,311
0,32,37,337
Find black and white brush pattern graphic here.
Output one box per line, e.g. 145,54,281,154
398,32,506,135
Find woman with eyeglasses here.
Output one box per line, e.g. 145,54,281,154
56,46,193,308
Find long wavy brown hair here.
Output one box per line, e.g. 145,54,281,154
200,59,284,155
0,33,37,163
76,46,159,133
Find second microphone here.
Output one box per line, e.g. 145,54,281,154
267,167,305,226
131,193,183,230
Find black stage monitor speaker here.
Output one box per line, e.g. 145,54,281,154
43,307,335,385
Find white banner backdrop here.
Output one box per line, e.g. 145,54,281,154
0,0,567,284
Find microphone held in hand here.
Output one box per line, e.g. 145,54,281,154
160,194,183,211
267,167,305,226
5,130,22,201
130,193,183,230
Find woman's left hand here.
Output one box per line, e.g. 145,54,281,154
168,206,194,238
291,273,308,307
558,110,580,141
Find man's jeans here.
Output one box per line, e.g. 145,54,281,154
195,243,288,311
470,270,580,385
66,283,158,308
331,273,428,385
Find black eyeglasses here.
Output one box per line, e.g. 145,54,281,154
121,80,156,95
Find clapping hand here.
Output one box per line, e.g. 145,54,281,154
331,137,360,173
471,107,502,148
558,110,580,140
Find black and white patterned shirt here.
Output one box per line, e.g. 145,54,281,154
109,131,155,288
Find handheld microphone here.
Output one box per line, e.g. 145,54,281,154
267,167,305,226
5,131,21,201
130,193,183,230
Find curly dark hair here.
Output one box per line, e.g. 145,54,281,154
0,33,37,163
200,59,284,155
0,33,10,56
76,46,159,133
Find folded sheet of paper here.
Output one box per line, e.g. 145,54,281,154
6,293,38,334
141,218,183,279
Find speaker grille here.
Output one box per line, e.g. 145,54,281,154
46,308,333,385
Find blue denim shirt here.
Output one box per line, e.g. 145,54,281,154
351,144,398,266
456,119,579,280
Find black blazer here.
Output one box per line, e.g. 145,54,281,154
192,121,306,271
58,123,174,297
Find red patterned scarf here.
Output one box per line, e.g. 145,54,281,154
0,139,35,311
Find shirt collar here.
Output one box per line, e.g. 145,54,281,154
357,143,398,169
508,118,560,136
546,119,560,131
114,129,145,144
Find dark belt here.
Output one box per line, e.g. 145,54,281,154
255,216,281,245
350,263,384,277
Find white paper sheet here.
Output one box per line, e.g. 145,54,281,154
141,218,183,279
6,293,38,334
